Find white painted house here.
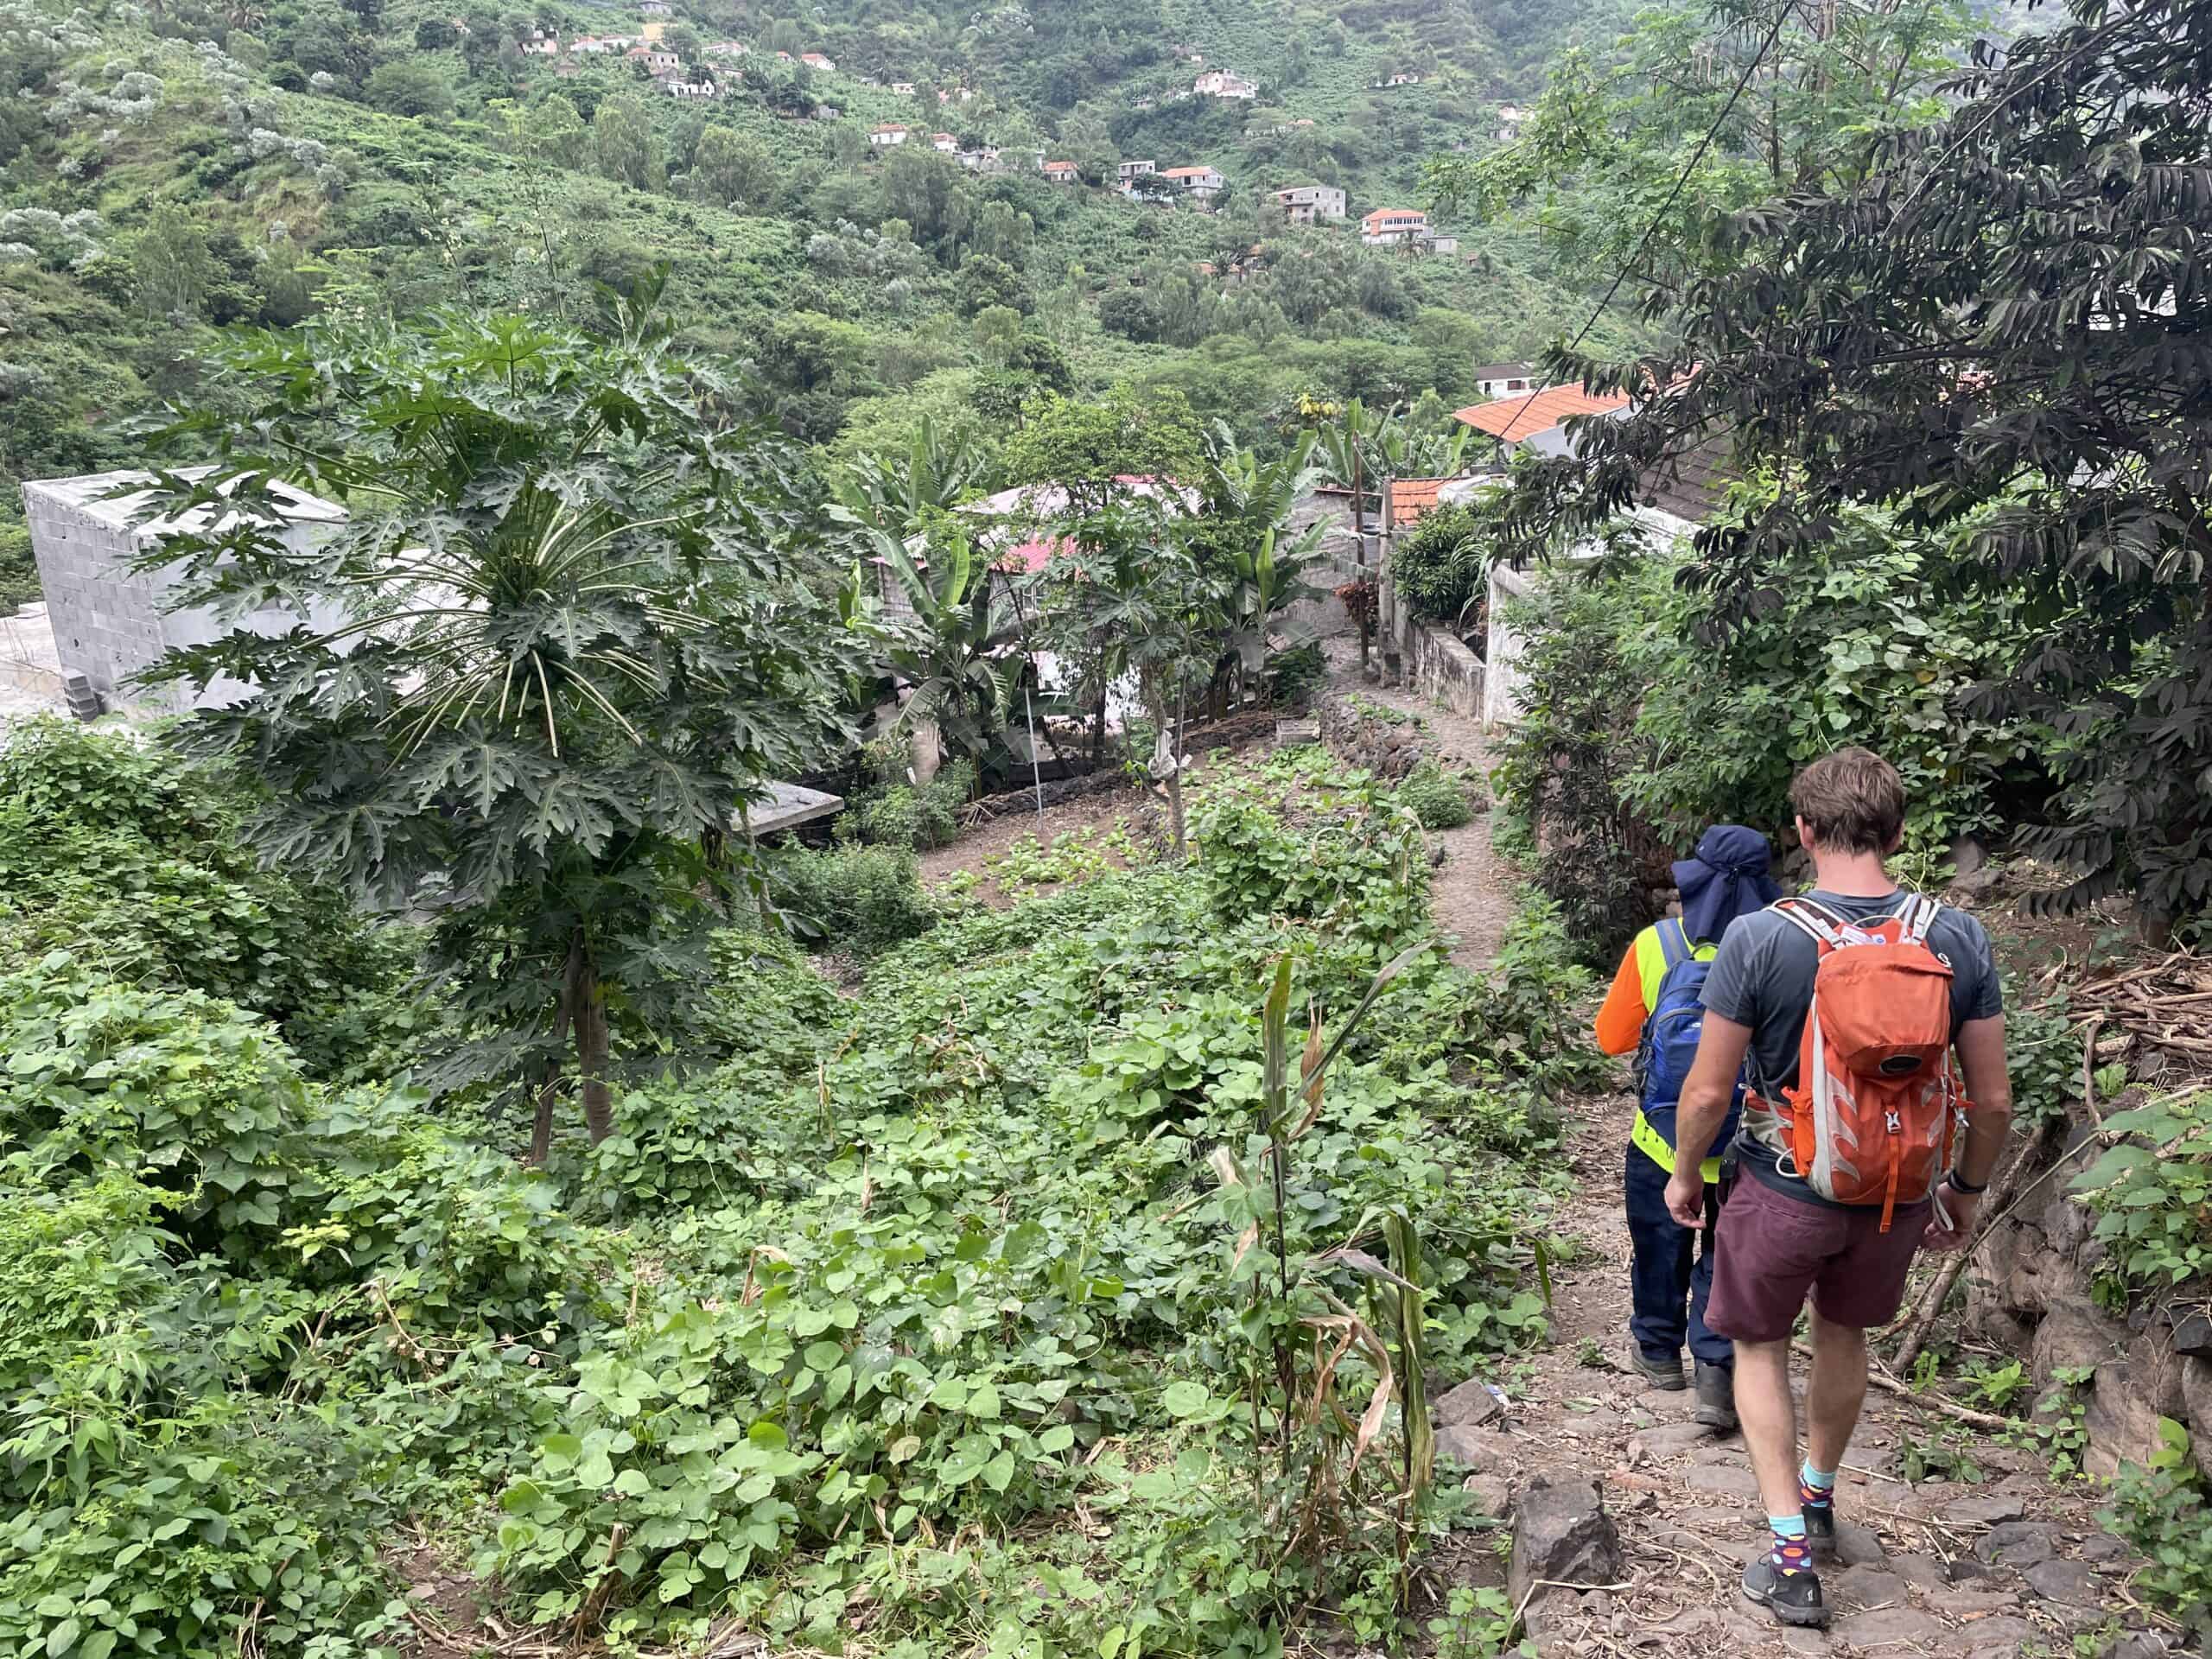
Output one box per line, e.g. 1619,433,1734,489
1472,362,1543,398
1359,207,1427,246
1193,70,1257,99
1161,163,1224,200
869,123,909,147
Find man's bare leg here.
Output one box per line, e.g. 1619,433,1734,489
1804,1308,1870,1473
1734,1332,1829,1624
1732,1335,1803,1517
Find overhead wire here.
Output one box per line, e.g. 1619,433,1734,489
1481,0,1804,444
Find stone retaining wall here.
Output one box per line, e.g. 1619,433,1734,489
1967,1116,2212,1484
1376,555,1486,721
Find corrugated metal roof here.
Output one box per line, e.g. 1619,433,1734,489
1453,385,1630,444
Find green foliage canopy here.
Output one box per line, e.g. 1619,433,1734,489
1492,0,2212,931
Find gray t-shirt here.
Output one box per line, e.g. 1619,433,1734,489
1700,890,2002,1202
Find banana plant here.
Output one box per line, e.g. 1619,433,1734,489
1186,424,1327,677
835,415,996,533
868,512,1021,769
1310,399,1473,526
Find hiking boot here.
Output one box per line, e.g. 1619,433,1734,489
1634,1348,1687,1390
1693,1360,1738,1430
1741,1558,1828,1628
1804,1501,1837,1561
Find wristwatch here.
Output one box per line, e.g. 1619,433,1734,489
1945,1167,1987,1195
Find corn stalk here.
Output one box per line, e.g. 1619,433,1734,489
1224,944,1436,1586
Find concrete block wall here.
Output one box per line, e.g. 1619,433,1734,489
22,485,185,712
22,472,347,715
1483,563,1536,728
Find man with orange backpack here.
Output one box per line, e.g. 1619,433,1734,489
1664,749,2014,1630
1592,824,1780,1429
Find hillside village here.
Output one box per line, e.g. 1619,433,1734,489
488,3,1476,250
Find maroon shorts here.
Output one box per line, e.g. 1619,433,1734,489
1705,1170,1931,1341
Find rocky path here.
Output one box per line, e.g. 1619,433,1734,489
1435,1109,2171,1658
1319,657,2179,1657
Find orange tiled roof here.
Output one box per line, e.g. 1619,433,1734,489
1453,385,1630,444
1389,478,1452,527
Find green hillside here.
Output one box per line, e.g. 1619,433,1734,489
0,0,1644,606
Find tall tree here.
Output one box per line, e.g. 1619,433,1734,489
137,293,885,1147
590,95,664,191
1496,0,2212,931
689,124,777,207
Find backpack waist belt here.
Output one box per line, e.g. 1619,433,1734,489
1631,1108,1721,1184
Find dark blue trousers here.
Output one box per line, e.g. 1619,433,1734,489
1624,1145,1732,1368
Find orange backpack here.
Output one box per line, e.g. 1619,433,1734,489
1766,895,1968,1230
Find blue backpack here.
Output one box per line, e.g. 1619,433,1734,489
1634,919,1743,1166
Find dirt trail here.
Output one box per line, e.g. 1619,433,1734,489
1319,657,2174,1658
1439,1102,2168,1658
1323,643,1517,973
913,657,2171,1658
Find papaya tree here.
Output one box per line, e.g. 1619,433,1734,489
136,295,887,1150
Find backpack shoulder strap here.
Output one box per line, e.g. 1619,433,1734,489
1656,918,1690,970
1897,892,1942,944
1772,895,1847,949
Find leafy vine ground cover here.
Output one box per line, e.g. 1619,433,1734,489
0,729,1586,1658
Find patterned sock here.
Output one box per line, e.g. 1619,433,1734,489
1769,1513,1811,1576
1800,1460,1836,1511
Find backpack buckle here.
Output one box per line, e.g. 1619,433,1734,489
1884,1109,1902,1134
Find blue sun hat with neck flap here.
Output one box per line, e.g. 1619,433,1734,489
1672,823,1782,944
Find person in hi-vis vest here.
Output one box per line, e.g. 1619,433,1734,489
1593,824,1780,1427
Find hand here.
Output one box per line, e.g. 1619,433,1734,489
1664,1166,1706,1230
1922,1180,1980,1251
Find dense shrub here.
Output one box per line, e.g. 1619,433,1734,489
1398,761,1474,830
1266,641,1330,708
772,842,938,952
0,719,419,1081
843,757,977,850
2104,1452,2212,1643
1618,505,2045,861
1492,575,1657,963
1190,753,1427,951
0,958,615,1659
1390,499,1491,626
1497,505,2051,956
0,741,1584,1656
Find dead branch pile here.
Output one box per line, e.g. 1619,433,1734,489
2071,950,2212,1077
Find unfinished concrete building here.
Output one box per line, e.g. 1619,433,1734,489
21,469,347,715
